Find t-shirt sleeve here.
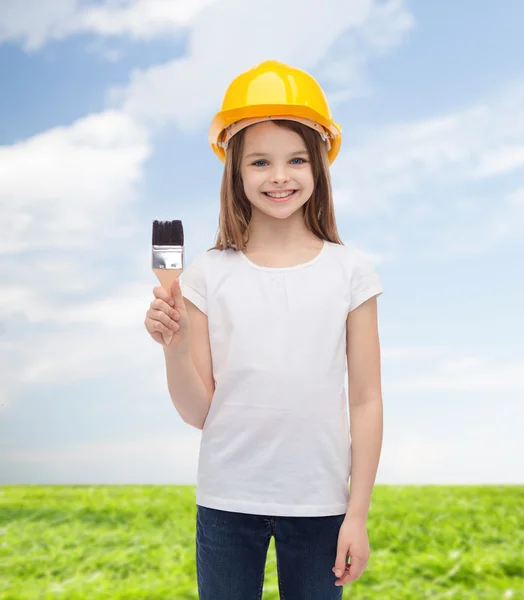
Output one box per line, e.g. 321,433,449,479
348,247,384,313
179,251,208,315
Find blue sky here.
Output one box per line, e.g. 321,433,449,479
1,0,523,485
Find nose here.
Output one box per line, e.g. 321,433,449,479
270,164,290,185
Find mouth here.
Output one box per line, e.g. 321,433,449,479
262,190,298,202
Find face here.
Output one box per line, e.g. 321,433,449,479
239,121,314,220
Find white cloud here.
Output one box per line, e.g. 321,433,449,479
71,0,217,38
358,0,415,52
380,436,455,476
378,432,523,483
0,0,76,50
0,109,152,406
0,295,171,406
470,145,524,179
313,0,414,93
112,0,414,130
329,82,524,258
0,281,150,328
1,430,202,484
332,84,524,213
413,184,524,259
0,0,217,50
382,346,451,360
0,109,150,254
388,356,524,393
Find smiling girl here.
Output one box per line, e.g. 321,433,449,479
145,59,384,599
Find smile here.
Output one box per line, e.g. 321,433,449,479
262,190,298,202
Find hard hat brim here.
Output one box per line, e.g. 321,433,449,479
209,104,342,164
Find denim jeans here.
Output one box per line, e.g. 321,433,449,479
196,504,347,600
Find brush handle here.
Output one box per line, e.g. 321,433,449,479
153,268,183,345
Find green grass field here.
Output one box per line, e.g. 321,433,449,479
1,485,522,599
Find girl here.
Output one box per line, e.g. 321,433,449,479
144,60,384,599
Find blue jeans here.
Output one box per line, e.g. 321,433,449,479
196,504,347,599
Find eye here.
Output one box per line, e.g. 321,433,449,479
251,158,308,167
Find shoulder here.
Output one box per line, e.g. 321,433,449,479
186,246,227,264
326,240,379,274
184,246,238,276
200,246,238,268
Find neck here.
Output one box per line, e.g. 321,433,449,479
245,206,318,251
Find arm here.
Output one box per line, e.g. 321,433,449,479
163,298,215,429
344,295,383,521
163,350,212,429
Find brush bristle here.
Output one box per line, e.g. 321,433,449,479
152,220,184,246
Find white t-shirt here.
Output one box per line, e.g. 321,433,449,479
179,239,383,517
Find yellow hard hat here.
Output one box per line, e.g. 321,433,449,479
209,60,342,164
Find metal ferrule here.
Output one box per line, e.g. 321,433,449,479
152,246,184,270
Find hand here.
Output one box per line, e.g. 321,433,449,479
144,278,190,353
332,516,370,587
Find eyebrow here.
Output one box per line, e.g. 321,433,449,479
244,150,309,159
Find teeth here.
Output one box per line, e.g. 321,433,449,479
266,191,295,198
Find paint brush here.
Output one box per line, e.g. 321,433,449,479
151,219,184,345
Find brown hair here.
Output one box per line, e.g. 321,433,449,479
207,119,344,252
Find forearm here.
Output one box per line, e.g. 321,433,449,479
162,347,212,429
345,397,383,521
